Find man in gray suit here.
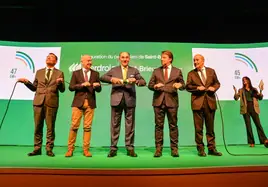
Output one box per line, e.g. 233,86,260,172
18,53,65,157
100,52,146,157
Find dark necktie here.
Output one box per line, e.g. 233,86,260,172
45,69,51,84
200,69,206,85
164,67,168,81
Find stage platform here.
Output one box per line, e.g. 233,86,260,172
0,145,268,187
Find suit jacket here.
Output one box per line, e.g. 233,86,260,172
25,68,65,108
100,65,146,107
234,87,262,114
148,66,185,107
186,67,220,110
69,69,102,108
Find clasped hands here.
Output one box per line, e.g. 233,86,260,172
111,77,137,85
154,82,182,89
197,86,215,92
82,81,100,87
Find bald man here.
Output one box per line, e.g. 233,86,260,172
100,52,146,157
65,55,102,157
186,54,222,157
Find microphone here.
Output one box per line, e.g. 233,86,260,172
123,75,134,84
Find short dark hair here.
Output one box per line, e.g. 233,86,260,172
161,50,173,63
49,53,58,61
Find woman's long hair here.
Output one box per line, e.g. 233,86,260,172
242,76,253,90
242,76,258,97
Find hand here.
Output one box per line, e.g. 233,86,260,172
173,83,182,89
207,86,215,92
56,78,63,84
93,82,100,87
111,77,123,84
197,86,206,91
154,83,164,89
82,81,91,87
127,78,136,84
17,78,29,83
233,85,237,93
259,80,264,91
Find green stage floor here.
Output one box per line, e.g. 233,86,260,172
1,145,268,169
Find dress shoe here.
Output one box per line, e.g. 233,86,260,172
107,150,117,157
171,150,179,157
198,150,207,157
28,150,41,156
83,150,92,157
154,149,162,157
208,149,222,156
264,140,268,148
46,150,55,157
65,150,73,157
127,150,137,157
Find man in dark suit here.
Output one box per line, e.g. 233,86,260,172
100,52,146,157
65,55,101,157
148,50,185,157
18,53,65,157
186,54,222,157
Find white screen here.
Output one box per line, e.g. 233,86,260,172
0,46,61,100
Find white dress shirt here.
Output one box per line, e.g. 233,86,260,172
197,66,207,83
82,68,91,81
45,67,54,80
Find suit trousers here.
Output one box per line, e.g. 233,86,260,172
243,101,267,144
33,104,58,151
193,97,216,151
154,101,178,151
110,97,135,151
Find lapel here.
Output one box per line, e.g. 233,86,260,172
88,69,93,81
79,69,84,81
40,68,46,84
117,66,123,79
241,89,247,106
168,66,176,81
193,68,204,86
159,67,165,82
48,68,57,85
127,66,131,79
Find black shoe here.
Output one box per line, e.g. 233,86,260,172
127,150,137,157
28,150,41,156
171,150,179,157
198,150,207,157
208,149,222,156
107,150,117,157
46,150,55,157
264,140,268,148
154,149,162,157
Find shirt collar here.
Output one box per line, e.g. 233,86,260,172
197,66,205,72
121,65,128,69
83,68,90,72
46,67,54,71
